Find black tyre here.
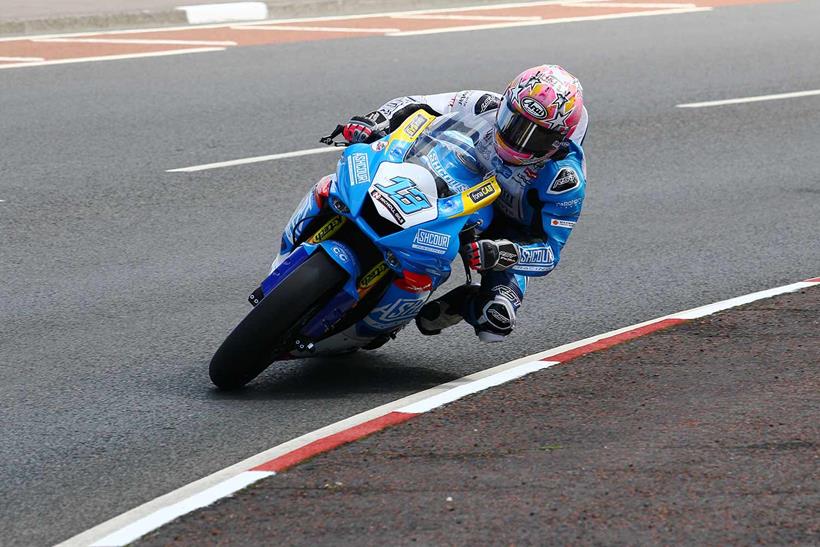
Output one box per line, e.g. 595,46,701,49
209,251,347,389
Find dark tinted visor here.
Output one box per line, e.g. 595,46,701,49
496,98,563,155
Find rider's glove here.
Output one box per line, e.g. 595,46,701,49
461,239,519,272
342,112,388,144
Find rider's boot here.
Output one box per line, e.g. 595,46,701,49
415,284,480,335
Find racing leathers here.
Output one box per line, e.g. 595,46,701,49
365,91,588,341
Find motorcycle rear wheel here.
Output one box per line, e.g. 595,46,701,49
209,251,347,389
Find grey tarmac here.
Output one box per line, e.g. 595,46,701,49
0,1,818,545
140,286,820,545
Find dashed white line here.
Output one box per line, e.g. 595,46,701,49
166,146,340,172
676,89,820,108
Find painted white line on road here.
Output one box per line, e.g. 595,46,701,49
568,2,697,7
677,89,820,108
392,14,542,21
166,146,340,172
177,2,268,24
232,25,401,33
34,38,237,46
59,276,820,546
387,7,712,36
0,47,225,70
0,56,45,62
89,471,274,547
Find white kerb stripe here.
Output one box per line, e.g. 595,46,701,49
90,471,273,546
167,146,340,172
668,281,817,319
398,361,560,413
677,89,820,108
232,25,401,33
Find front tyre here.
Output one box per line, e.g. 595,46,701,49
209,251,347,389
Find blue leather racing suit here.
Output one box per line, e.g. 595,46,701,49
371,91,588,341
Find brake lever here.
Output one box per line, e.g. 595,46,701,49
319,124,349,147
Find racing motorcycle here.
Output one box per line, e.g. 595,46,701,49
209,109,501,389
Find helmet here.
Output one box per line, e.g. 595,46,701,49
494,65,584,165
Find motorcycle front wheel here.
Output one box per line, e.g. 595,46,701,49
209,251,347,390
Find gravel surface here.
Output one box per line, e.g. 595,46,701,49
142,286,820,545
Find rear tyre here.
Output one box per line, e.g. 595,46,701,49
209,251,347,389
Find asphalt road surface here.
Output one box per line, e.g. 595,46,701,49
1,1,818,545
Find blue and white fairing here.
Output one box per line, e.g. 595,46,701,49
266,110,500,353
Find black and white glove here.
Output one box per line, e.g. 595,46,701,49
461,239,519,271
342,111,388,144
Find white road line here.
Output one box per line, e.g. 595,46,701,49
392,14,542,21
387,7,712,36
58,277,819,547
34,38,237,46
231,24,400,33
0,47,225,70
676,89,820,108
567,2,697,7
0,56,45,62
166,146,340,172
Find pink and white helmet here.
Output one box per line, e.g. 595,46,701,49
495,65,584,165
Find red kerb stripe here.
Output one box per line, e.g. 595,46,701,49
544,318,685,362
252,411,416,472
806,277,820,282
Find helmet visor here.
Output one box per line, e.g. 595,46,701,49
496,98,564,156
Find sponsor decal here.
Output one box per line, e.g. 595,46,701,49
549,218,576,229
348,153,371,185
379,96,415,116
516,246,555,272
307,216,346,244
456,91,471,107
363,297,427,330
556,197,583,209
412,229,451,255
474,93,501,115
549,168,580,194
370,140,387,152
331,245,350,263
493,284,521,306
370,188,405,225
520,96,547,120
404,113,429,138
358,262,389,292
467,180,496,204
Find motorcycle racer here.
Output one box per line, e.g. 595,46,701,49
341,65,588,342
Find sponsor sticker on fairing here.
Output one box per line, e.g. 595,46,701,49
412,229,451,255
348,153,371,186
404,113,429,138
467,180,496,204
549,218,576,229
